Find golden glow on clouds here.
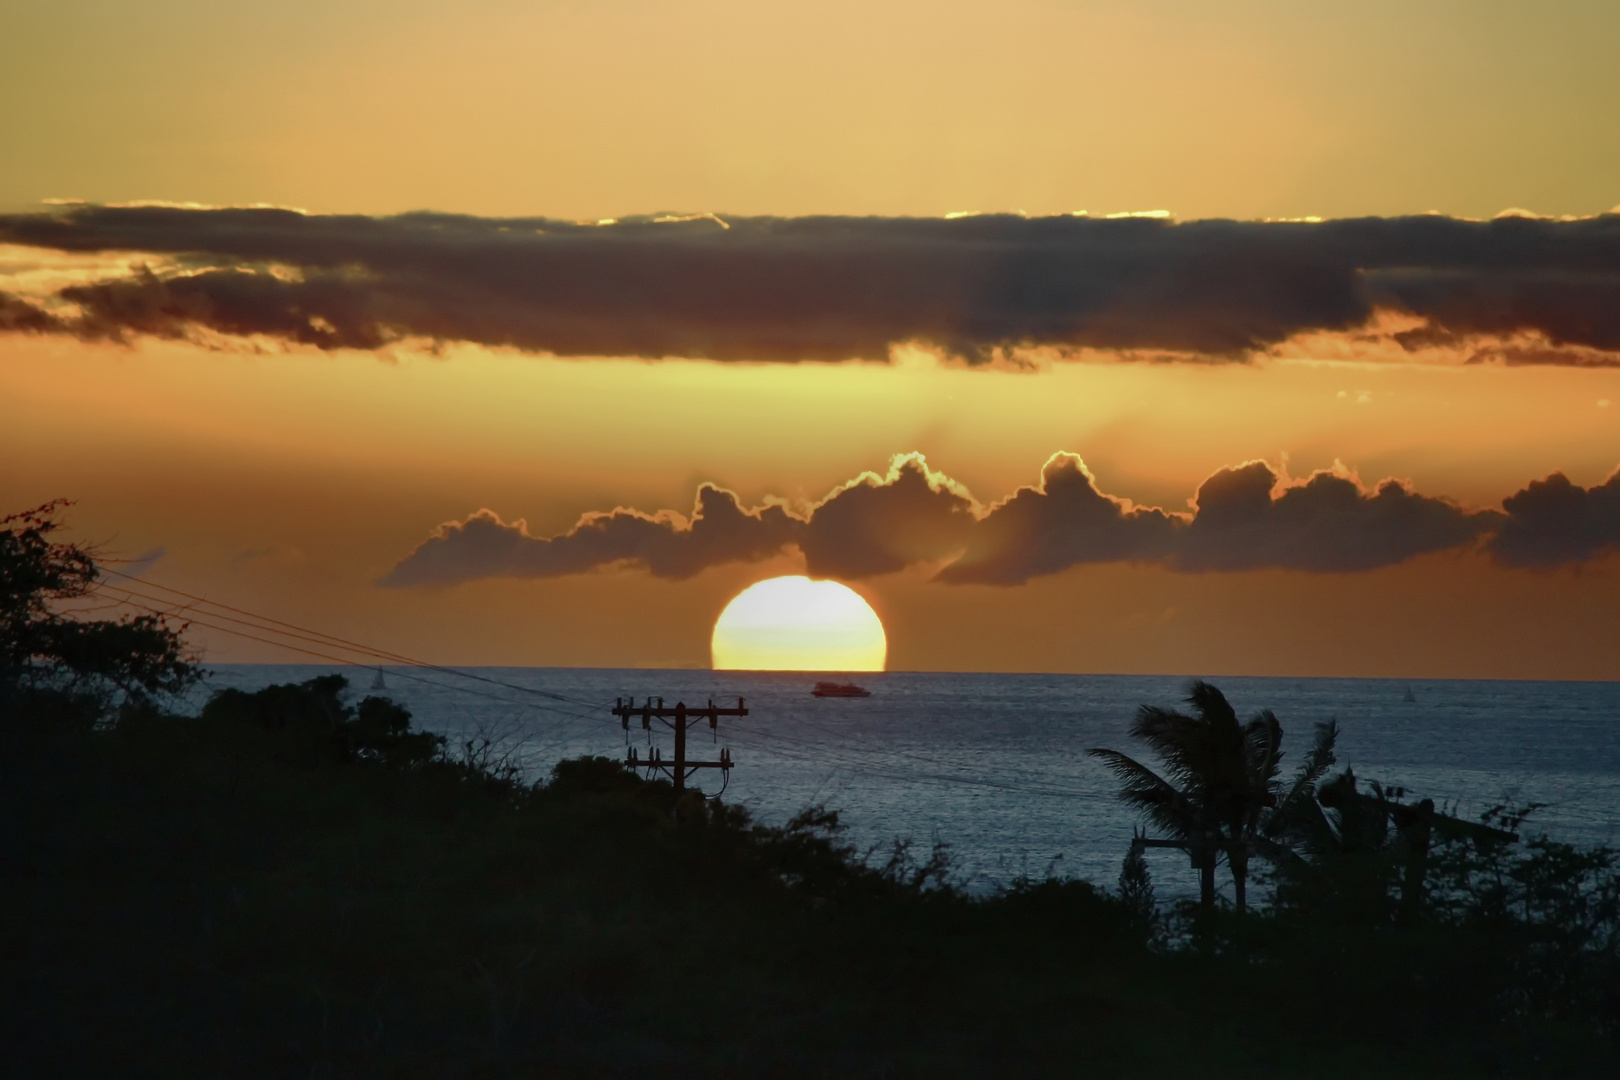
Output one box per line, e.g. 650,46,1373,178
711,576,886,672
0,244,184,301
3,335,1619,675
2,1,1616,678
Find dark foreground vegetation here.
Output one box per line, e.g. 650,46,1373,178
4,503,1618,1076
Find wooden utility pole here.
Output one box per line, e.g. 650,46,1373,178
1125,777,1521,920
1318,774,1517,922
615,697,747,793
1130,834,1221,912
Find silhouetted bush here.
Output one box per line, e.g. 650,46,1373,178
1,501,198,713
5,624,1616,1075
203,674,447,768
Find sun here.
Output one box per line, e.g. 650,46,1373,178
711,576,887,672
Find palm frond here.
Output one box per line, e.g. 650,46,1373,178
1243,709,1285,789
1128,706,1201,786
1300,719,1339,786
1130,705,1239,790
1186,680,1241,738
1262,718,1339,840
1250,834,1307,868
1088,748,1193,838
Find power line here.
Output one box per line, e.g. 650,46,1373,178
92,576,611,720
727,731,1103,801
93,584,613,727
96,567,607,711
785,709,1094,795
89,573,1110,804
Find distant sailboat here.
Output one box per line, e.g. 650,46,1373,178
1402,685,1416,703
370,667,388,691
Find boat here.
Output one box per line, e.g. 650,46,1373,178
1402,686,1416,703
370,667,388,691
813,681,871,698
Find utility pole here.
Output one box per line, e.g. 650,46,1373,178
1318,772,1517,922
615,697,747,793
1127,777,1520,921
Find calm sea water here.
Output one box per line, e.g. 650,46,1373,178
201,666,1620,899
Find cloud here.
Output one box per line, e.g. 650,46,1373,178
0,292,67,334
379,455,970,587
384,452,1618,588
798,455,976,577
938,454,1177,584
1,204,1618,363
378,486,799,587
1174,462,1496,572
1488,470,1620,567
59,266,395,349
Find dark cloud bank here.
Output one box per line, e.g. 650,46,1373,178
3,204,1619,362
379,455,1620,588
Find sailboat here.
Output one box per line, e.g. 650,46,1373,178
370,667,388,691
1402,685,1416,703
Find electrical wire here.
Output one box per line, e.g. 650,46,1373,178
725,729,1103,800
87,573,1112,805
96,567,608,711
781,708,1093,795
91,583,612,727
91,573,613,718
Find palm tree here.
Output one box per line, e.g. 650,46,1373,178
1255,718,1341,857
1090,682,1334,913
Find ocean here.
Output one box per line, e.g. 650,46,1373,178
201,665,1620,900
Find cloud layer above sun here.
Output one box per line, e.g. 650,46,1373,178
379,454,1620,588
2,204,1619,365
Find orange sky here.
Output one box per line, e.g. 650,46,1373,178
2,1,1619,678
4,334,1619,677
4,1,1619,222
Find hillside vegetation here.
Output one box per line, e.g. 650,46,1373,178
3,502,1616,1076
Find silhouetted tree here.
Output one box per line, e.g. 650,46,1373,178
202,674,446,769
2,501,198,711
1251,718,1340,857
1090,681,1298,914
1118,832,1157,923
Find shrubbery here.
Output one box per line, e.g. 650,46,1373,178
4,503,1617,1075
2,501,198,721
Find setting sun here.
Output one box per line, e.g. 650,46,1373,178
711,576,887,671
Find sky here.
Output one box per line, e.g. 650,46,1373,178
2,0,1619,679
